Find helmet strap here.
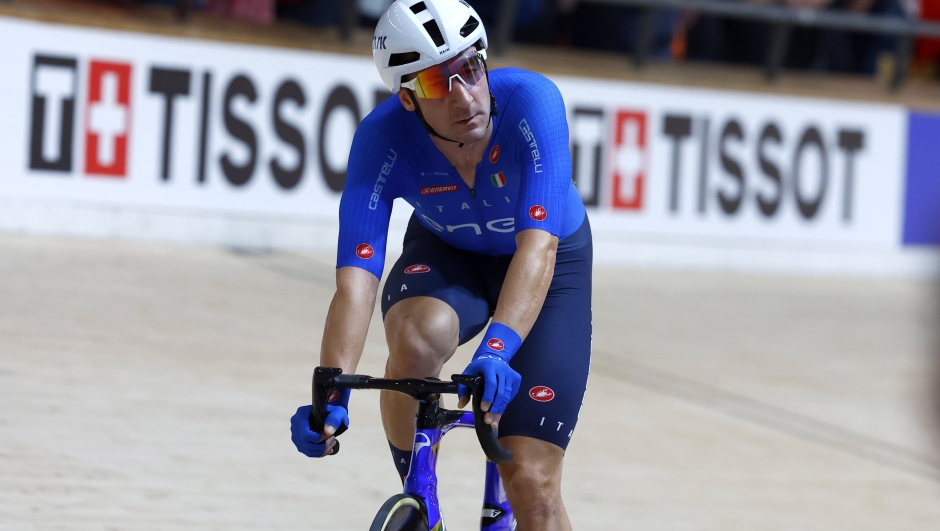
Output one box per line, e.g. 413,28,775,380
482,56,498,119
407,89,466,148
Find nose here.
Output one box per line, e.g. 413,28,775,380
447,78,473,108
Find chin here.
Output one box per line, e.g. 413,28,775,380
453,114,489,144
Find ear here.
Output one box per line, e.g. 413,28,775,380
398,89,416,112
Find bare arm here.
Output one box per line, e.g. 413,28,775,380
457,229,558,414
492,228,559,339
319,266,380,373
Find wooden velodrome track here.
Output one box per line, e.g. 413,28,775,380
0,234,938,529
1,1,940,529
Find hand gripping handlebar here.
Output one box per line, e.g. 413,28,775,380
450,373,514,464
309,367,513,464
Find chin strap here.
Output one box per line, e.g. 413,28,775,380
408,57,499,150
408,89,466,148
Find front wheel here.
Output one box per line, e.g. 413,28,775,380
369,494,429,531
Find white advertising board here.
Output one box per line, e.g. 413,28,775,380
556,77,907,249
0,16,389,219
0,16,931,275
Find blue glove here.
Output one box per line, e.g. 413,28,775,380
458,323,523,415
290,389,350,458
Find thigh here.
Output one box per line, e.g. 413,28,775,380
497,229,593,450
381,218,495,345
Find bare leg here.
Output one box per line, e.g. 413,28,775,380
381,296,460,450
497,436,572,531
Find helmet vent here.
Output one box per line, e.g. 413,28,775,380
459,16,479,37
410,2,427,14
423,20,446,47
388,52,421,67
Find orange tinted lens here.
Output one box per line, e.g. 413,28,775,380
411,68,450,99
411,50,485,99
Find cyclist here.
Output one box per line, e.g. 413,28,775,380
290,1,592,529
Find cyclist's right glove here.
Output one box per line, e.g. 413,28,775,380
290,389,350,458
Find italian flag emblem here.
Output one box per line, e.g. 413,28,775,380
490,172,507,188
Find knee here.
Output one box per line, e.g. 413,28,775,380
501,459,562,513
385,299,458,377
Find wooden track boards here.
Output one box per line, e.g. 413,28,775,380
0,234,938,529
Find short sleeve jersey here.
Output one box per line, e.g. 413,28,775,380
337,68,586,279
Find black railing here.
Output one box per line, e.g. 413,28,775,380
489,0,940,89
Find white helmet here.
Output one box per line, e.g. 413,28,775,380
373,0,488,94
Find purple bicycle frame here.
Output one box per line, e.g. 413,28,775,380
404,410,515,531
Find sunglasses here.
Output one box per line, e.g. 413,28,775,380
401,48,488,99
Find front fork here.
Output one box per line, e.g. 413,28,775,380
482,460,516,530
405,400,515,531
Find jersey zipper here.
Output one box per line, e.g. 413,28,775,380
470,185,498,252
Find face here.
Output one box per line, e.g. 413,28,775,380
398,49,491,145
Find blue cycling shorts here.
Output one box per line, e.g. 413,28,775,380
381,214,593,450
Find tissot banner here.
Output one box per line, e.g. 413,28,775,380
0,17,388,219
0,16,916,251
556,77,908,248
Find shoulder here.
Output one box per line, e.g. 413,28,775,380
347,96,411,184
489,68,563,105
356,94,410,140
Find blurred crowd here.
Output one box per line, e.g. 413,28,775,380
131,0,940,78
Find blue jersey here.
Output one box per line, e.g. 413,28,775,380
337,68,586,279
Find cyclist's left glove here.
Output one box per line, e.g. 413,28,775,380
458,322,523,415
289,388,350,458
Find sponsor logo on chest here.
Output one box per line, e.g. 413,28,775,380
421,185,459,195
489,145,500,163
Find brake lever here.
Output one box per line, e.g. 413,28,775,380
452,374,513,464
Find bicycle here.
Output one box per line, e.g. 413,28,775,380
310,367,517,531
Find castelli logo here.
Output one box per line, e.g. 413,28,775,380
489,145,500,163
487,338,505,351
356,243,374,259
529,205,547,221
405,264,431,274
327,390,340,403
529,386,555,402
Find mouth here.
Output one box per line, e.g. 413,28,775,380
455,113,479,126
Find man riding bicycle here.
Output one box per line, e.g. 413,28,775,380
291,1,592,529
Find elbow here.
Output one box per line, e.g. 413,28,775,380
520,230,558,268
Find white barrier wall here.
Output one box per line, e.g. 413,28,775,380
557,78,905,247
0,16,935,276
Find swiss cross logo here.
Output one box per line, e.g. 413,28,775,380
610,111,647,210
528,205,547,221
356,243,374,259
529,386,555,402
327,390,340,403
487,338,505,351
28,54,133,178
404,264,431,274
489,145,500,163
84,61,132,177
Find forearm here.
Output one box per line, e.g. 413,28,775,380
491,230,558,340
319,266,380,373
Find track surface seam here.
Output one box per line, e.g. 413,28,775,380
593,351,940,482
